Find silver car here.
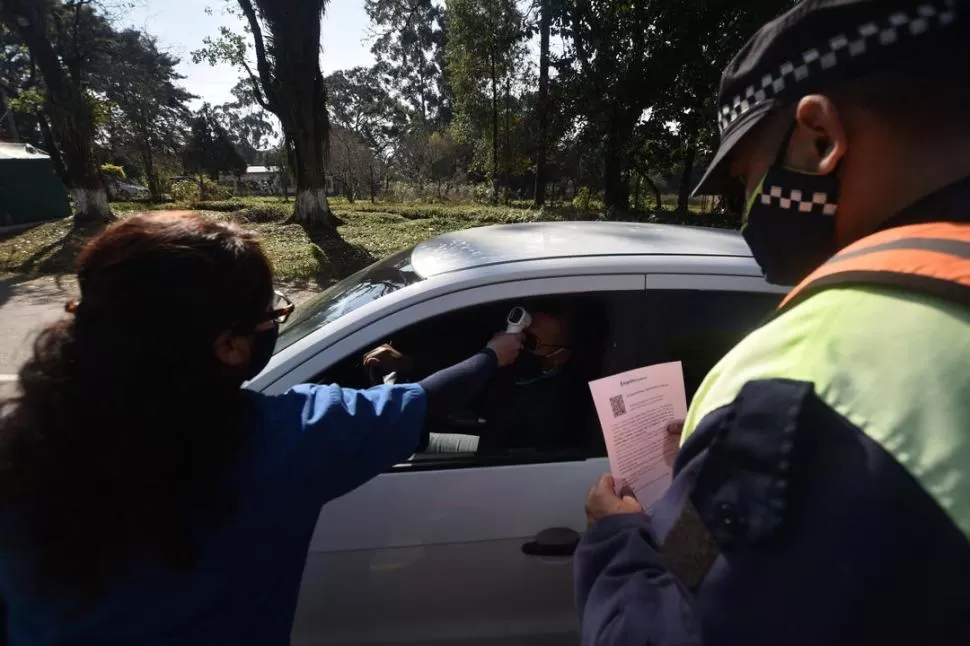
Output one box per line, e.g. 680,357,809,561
248,221,784,646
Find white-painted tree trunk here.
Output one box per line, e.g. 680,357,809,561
292,188,334,228
72,187,112,224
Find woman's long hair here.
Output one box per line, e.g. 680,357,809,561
0,213,274,598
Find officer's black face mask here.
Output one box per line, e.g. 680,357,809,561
742,126,840,286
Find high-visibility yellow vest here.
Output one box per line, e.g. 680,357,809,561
682,221,970,535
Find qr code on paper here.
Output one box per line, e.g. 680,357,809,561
609,394,626,418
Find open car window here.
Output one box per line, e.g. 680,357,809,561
276,249,424,352
312,291,653,469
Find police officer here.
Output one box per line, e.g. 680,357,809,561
575,1,970,644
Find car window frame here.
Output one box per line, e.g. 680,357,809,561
258,273,648,470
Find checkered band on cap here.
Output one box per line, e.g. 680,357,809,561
718,0,958,134
760,186,838,216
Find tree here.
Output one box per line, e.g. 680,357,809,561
446,0,526,204
181,107,246,192
532,0,552,207
101,30,194,202
0,0,114,224
213,78,279,165
195,0,338,234
555,1,680,212
330,125,376,203
655,1,798,213
326,66,408,201
365,0,449,127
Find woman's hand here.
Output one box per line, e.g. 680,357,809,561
486,333,523,367
586,474,643,527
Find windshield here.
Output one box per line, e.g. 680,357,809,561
276,248,423,352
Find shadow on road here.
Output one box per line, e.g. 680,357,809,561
14,230,90,277
0,275,78,311
0,275,25,310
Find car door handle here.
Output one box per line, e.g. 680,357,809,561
521,527,581,557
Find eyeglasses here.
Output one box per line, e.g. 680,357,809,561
257,290,295,327
523,330,569,355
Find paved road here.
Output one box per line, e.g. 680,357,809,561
0,276,78,399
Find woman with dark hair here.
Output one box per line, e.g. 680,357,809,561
0,212,521,645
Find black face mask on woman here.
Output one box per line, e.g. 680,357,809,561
245,325,279,380
742,125,841,286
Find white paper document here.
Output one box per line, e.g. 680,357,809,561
588,362,688,508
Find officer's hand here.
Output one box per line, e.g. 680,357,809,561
586,474,643,527
486,333,523,367
664,419,684,466
363,344,413,378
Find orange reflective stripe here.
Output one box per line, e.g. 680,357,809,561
780,222,970,311
838,221,970,248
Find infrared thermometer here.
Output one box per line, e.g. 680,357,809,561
506,306,532,334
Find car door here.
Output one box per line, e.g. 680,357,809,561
272,274,649,646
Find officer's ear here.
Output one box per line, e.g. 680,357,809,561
786,94,848,176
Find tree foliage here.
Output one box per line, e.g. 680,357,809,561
1,0,801,223
365,0,449,126
2,1,194,209
0,0,116,224
100,30,194,201
212,79,279,165
182,107,246,184
446,0,527,203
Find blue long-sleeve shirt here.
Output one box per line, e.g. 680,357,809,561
0,351,498,645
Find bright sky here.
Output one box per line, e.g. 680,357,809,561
119,0,376,108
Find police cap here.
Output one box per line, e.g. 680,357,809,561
693,0,969,197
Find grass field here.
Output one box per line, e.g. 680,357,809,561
0,196,736,288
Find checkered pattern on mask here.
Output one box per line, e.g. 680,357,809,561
760,186,838,216
718,0,958,133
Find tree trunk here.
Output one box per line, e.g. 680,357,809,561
603,156,629,213
286,72,338,233
369,164,377,203
251,0,338,234
504,74,512,206
36,113,68,187
489,52,499,206
0,89,21,140
533,0,551,208
1,1,113,226
141,145,161,202
603,110,632,213
643,174,663,211
603,135,630,213
677,120,699,214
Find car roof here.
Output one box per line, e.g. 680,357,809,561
410,221,751,277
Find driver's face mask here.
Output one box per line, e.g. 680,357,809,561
742,125,841,286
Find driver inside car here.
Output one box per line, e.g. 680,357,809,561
363,302,590,456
